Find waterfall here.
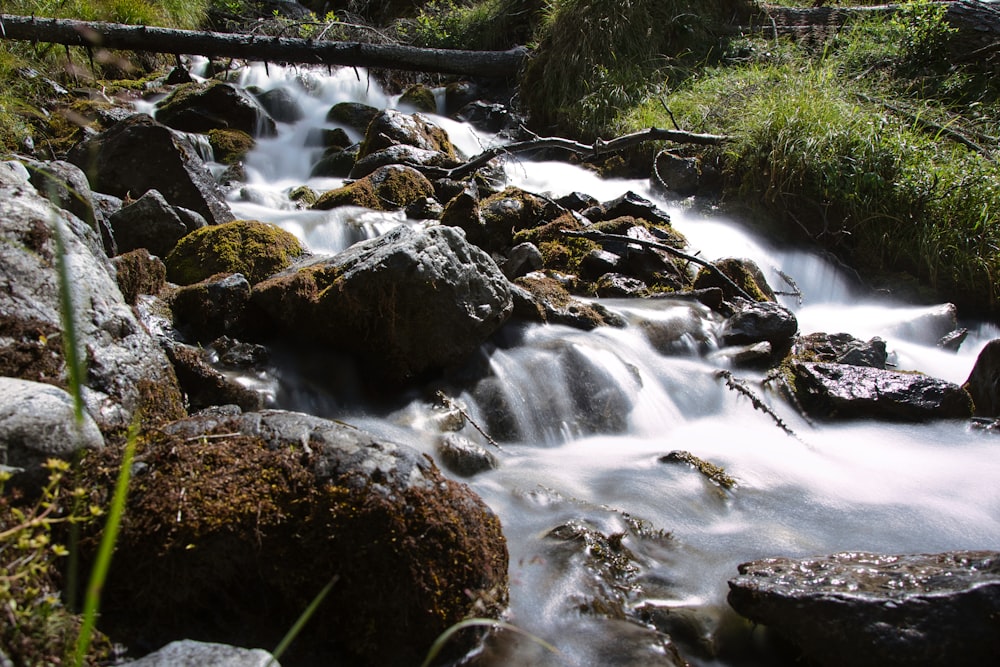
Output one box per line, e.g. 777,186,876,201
209,62,1000,666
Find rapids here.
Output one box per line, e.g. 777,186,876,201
200,63,1000,665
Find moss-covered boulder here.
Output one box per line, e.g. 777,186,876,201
442,186,563,255
112,248,167,306
511,274,625,330
312,164,435,211
155,80,276,137
84,410,508,666
207,128,255,165
399,83,438,113
326,101,379,133
357,109,458,161
165,220,305,286
693,257,776,302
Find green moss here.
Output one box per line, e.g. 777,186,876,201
313,166,434,212
659,450,737,489
399,84,437,113
165,220,305,286
207,128,255,164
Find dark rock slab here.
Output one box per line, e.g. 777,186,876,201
722,299,798,348
156,80,276,137
728,550,1000,667
789,361,973,421
964,338,1000,418
109,188,206,257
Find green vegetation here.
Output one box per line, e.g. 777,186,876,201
165,220,305,285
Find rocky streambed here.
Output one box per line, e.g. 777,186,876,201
1,61,999,666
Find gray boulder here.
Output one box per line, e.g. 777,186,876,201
728,550,1000,666
326,101,379,133
358,109,458,160
788,361,972,421
255,86,303,124
252,225,512,383
67,114,235,226
155,80,277,137
0,378,104,481
128,640,277,667
109,189,207,257
792,332,888,369
0,163,185,432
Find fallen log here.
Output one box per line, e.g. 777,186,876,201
0,14,527,77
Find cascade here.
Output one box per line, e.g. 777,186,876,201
209,62,999,666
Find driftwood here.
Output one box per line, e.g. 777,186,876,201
0,14,527,77
417,127,729,180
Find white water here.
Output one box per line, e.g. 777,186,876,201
212,64,999,665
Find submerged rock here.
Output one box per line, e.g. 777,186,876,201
728,550,1000,667
788,361,972,421
252,225,512,384
85,410,508,666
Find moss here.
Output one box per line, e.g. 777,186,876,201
112,248,167,305
288,185,318,207
659,450,737,489
0,315,66,388
693,257,776,303
207,128,255,164
313,165,434,212
513,212,597,274
164,220,304,286
399,84,437,113
134,375,187,428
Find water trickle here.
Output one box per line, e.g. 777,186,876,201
207,63,1000,666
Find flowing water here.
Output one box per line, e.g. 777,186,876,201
195,63,1000,665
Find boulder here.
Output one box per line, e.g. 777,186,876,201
312,164,435,212
357,109,458,160
349,143,459,179
171,273,251,343
85,410,508,666
21,158,115,256
398,83,437,112
207,128,255,165
165,220,305,286
581,191,672,229
728,550,1000,667
511,274,625,331
67,114,235,226
109,189,207,257
885,303,959,346
0,163,185,432
788,361,973,421
128,640,278,667
436,433,498,477
792,332,888,369
251,225,512,383
155,80,277,137
163,341,264,413
504,241,544,280
112,248,167,306
255,86,303,123
693,257,776,302
443,186,562,255
721,299,798,349
652,151,702,196
309,146,357,178
0,378,104,482
326,101,379,133
963,338,1000,417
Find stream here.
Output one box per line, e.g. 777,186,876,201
173,62,1000,666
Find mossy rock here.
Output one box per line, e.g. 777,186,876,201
112,248,167,306
357,109,457,161
399,83,437,113
207,128,255,165
513,212,596,275
693,257,776,302
165,220,304,286
82,410,509,666
312,164,434,211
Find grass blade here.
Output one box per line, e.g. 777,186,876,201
269,574,339,665
419,617,562,667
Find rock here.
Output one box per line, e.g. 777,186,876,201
0,378,104,482
595,272,647,297
128,640,278,667
109,189,206,257
633,301,718,357
580,247,623,280
721,299,798,348
165,220,305,286
304,126,351,149
349,143,459,179
885,303,959,345
171,273,251,343
357,109,458,161
398,83,437,113
963,338,1000,417
0,163,185,432
207,128,255,165
86,410,508,666
313,164,435,211
727,550,1000,667
443,80,481,116
252,225,512,383
326,101,379,133
21,158,115,256
511,274,625,331
445,187,562,255
693,257,777,302
155,80,277,137
164,341,264,413
255,86,303,123
455,100,520,134
659,450,736,489
404,196,443,220
937,327,968,352
436,433,498,477
309,146,357,178
792,332,888,369
111,248,167,306
67,114,235,226
788,361,973,421
504,242,543,280
582,191,672,229
652,151,702,196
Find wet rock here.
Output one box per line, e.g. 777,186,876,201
443,186,562,255
404,196,444,220
313,164,435,211
556,191,599,211
85,410,508,666
165,220,305,286
885,303,958,345
937,327,968,352
792,332,887,369
0,377,104,483
709,341,773,368
652,151,702,196
398,83,437,112
595,273,647,298
659,450,736,489
309,146,357,178
326,101,379,133
109,189,207,257
788,361,973,421
164,341,264,412
436,433,499,477
255,86,303,123
155,80,277,137
0,163,185,432
562,344,633,434
721,299,798,349
963,338,1000,417
304,126,351,149
634,301,719,357
727,550,1000,667
252,225,512,384
128,639,277,667
693,257,776,302
504,241,544,280
512,274,625,331
67,114,235,226
349,143,458,179
209,336,270,369
455,100,520,134
112,248,167,306
358,109,458,161
582,191,672,229
207,128,255,165
21,158,115,256
171,273,251,343
443,80,481,115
